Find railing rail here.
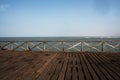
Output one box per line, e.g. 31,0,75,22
0,40,120,52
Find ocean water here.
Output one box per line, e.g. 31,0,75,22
0,37,120,41
0,37,120,52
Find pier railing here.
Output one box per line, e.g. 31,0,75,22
0,41,120,52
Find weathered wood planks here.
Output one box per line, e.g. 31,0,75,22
0,51,120,80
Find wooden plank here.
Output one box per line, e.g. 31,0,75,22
91,53,115,80
64,42,81,52
15,53,52,80
82,53,99,80
94,53,120,80
43,54,60,80
0,51,120,80
36,53,59,80
76,53,85,80
0,52,45,79
3,64,29,80
46,42,62,51
86,53,107,80
103,53,120,66
0,55,26,77
36,53,57,73
23,53,52,79
83,42,100,51
1,52,33,79
72,53,78,80
102,53,120,70
64,53,72,80
50,53,65,80
57,53,69,80
79,53,92,80
88,53,110,80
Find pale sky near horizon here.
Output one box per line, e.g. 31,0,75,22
0,0,120,37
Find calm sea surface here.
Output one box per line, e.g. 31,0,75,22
0,37,120,41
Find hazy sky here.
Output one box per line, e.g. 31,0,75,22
0,0,120,37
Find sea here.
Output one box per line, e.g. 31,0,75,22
0,37,120,41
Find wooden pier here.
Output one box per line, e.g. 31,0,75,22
0,51,120,80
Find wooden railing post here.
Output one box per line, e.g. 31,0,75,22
81,41,83,52
62,41,64,52
26,42,29,51
10,42,13,50
101,41,104,52
43,42,46,52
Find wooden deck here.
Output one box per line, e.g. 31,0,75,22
0,51,120,80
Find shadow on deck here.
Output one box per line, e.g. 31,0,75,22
0,51,120,80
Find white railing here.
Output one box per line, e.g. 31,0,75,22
0,41,120,52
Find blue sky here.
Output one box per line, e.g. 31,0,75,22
0,0,120,37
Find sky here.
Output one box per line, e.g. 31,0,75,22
0,0,120,37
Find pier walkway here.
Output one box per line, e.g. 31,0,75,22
0,51,120,80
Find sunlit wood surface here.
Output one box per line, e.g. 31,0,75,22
0,51,120,80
